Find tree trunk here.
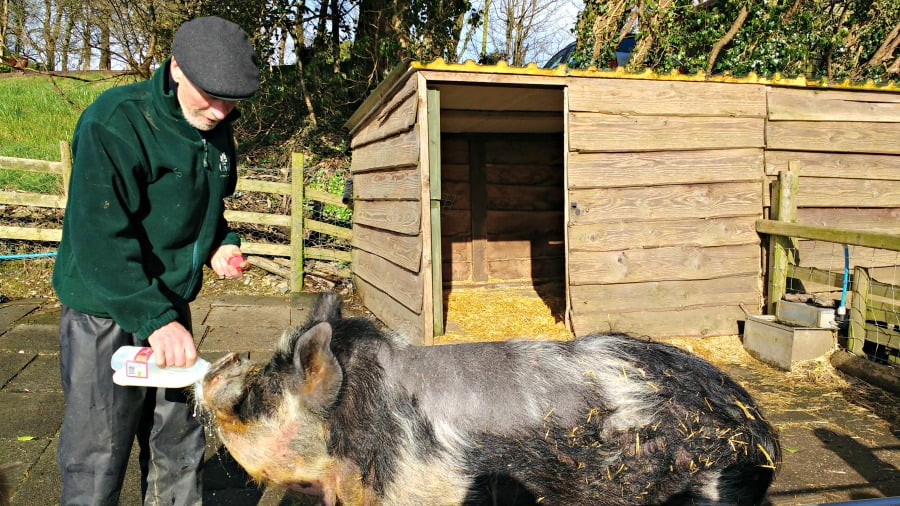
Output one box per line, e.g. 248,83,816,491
313,0,329,51
331,0,340,74
42,0,57,70
79,8,91,71
350,0,393,92
11,0,25,56
100,19,110,70
1,0,8,56
481,0,490,59
60,14,75,71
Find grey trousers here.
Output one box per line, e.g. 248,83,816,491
57,305,205,506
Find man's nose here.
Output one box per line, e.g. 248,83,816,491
209,99,236,120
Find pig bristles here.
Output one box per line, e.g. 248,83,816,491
735,399,757,420
757,443,776,469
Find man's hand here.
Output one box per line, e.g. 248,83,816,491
147,320,197,367
210,244,246,279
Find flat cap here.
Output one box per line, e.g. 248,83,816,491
173,16,259,100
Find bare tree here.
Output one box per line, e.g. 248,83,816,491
86,0,199,77
40,0,67,70
58,3,75,70
459,0,579,65
98,13,110,70
77,3,90,70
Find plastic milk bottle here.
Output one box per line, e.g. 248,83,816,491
111,346,210,388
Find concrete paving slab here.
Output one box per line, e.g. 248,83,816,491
0,437,52,501
192,322,209,340
249,350,276,364
0,301,40,333
0,392,64,439
5,353,60,393
206,303,292,330
10,436,61,506
206,294,295,308
290,306,310,327
191,301,213,327
0,351,35,387
1,324,60,352
16,306,60,326
201,324,286,353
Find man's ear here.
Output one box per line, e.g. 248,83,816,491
170,57,183,83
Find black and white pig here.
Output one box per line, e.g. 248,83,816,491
197,292,780,506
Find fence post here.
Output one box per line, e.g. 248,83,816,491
290,152,305,295
766,163,799,314
848,266,870,356
59,140,72,201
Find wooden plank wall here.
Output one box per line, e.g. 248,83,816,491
566,78,767,338
440,134,565,286
484,136,565,282
349,74,426,341
765,87,900,289
440,136,474,282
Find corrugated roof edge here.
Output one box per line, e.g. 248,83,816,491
413,58,900,91
345,57,899,134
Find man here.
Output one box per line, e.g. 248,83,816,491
52,16,258,505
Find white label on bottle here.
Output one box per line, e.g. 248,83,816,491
126,360,149,378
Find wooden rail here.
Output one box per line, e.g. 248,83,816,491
755,220,900,251
759,163,900,360
0,148,351,295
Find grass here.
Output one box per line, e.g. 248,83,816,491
0,72,126,192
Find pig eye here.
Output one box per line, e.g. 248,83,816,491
230,393,251,421
229,376,280,423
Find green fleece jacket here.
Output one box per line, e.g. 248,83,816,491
52,58,241,340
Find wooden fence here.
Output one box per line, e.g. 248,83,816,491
760,165,900,362
0,146,351,293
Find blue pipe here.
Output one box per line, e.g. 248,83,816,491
837,244,849,317
0,252,57,260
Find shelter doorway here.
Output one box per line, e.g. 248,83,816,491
432,85,566,337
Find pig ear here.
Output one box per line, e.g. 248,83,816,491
293,321,343,411
309,292,343,323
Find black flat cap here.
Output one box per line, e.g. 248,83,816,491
173,16,259,100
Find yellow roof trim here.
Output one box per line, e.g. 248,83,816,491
412,58,900,92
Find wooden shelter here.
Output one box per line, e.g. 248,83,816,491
345,60,900,345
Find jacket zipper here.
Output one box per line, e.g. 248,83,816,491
183,138,210,299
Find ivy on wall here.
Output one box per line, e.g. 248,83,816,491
573,0,899,82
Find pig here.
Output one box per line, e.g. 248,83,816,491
197,292,780,505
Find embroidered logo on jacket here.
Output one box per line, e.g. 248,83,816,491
219,153,230,178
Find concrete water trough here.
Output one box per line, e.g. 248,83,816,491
743,313,837,371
